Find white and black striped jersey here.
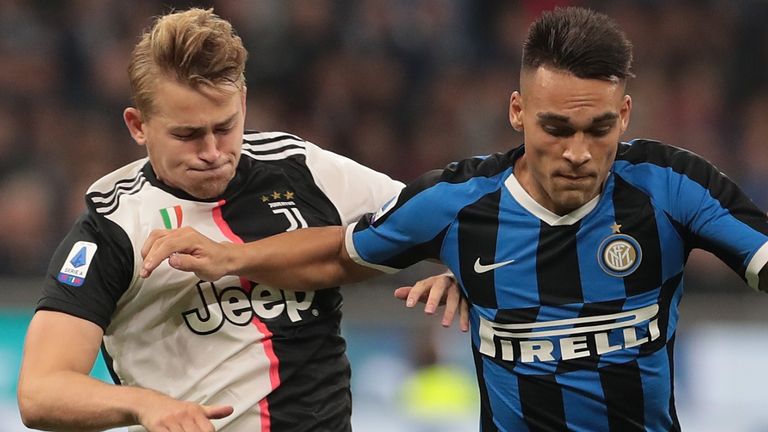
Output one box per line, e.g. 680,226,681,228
37,131,404,432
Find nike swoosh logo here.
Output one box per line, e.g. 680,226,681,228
474,258,515,274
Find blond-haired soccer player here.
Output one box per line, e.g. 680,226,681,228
17,8,462,432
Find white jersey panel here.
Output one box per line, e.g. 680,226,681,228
302,141,404,225
99,178,274,430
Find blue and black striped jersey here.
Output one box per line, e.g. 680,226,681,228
346,139,768,432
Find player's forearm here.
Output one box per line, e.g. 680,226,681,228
227,226,372,290
18,371,155,430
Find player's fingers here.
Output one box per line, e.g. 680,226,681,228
141,231,198,278
179,416,205,432
424,277,448,315
204,404,234,419
441,281,460,327
394,286,411,301
406,280,428,307
141,229,170,259
192,415,216,432
141,234,183,278
459,297,470,332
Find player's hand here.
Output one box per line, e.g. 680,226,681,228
137,393,233,432
140,227,233,281
394,274,470,332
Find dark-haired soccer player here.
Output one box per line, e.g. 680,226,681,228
141,6,768,431
17,8,463,432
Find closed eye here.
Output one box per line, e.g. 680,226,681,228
542,124,575,137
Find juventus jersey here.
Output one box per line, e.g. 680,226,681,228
38,131,404,432
347,139,768,432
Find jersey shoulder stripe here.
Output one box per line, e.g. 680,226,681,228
615,139,766,229
372,150,517,228
87,159,149,215
242,130,307,161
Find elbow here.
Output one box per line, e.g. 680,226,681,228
18,383,48,429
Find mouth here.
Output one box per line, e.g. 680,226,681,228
556,173,593,182
188,162,231,174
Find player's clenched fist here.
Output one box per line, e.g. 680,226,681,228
140,227,236,281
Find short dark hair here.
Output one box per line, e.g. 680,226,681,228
522,7,634,81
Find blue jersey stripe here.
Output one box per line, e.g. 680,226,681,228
559,369,609,432
614,160,768,270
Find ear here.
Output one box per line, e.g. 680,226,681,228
123,107,147,146
509,91,524,132
619,95,632,135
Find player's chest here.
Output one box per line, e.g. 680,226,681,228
455,197,684,307
139,174,340,243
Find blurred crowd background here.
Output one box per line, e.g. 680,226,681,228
2,0,768,293
2,1,768,430
0,0,767,287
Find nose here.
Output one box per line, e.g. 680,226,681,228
562,133,592,166
198,132,221,163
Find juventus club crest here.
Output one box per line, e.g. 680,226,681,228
598,223,642,277
261,190,308,231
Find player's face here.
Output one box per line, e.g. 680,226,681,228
509,66,631,215
123,76,246,199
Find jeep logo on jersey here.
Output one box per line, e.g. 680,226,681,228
182,280,316,335
598,231,642,277
478,304,660,363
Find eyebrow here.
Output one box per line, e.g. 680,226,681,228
537,112,619,125
169,113,239,132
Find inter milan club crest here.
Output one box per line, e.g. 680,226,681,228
597,223,642,277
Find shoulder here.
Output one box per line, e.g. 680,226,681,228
433,149,517,186
86,158,148,197
240,130,309,162
85,159,149,215
615,138,716,173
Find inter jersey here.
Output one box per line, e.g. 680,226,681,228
38,131,404,432
347,139,768,432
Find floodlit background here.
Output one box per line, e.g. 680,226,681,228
1,0,767,430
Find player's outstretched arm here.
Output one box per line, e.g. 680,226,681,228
141,226,380,290
394,274,470,332
18,311,233,431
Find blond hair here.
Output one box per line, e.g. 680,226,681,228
128,8,247,118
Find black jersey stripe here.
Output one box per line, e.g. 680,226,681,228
242,132,303,145
241,148,307,162
612,175,662,297
666,334,682,431
473,347,500,432
639,272,682,356
518,373,567,431
555,298,627,374
458,190,502,309
242,143,306,156
93,177,148,215
100,343,121,385
599,360,645,431
89,170,144,200
536,223,583,306
618,140,768,236
92,176,147,210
